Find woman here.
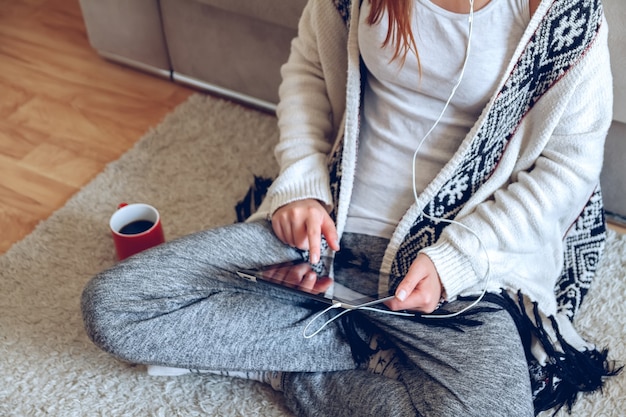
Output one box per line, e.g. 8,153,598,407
82,0,617,415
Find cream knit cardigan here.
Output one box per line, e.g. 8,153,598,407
249,0,617,409
252,0,612,365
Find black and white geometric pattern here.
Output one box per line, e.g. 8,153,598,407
556,187,606,319
385,0,606,319
329,0,605,318
324,0,611,410
328,0,607,315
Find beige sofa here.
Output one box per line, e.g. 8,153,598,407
601,0,626,227
80,0,625,225
79,0,307,112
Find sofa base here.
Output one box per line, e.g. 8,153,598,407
160,0,297,107
97,51,277,113
98,51,173,80
601,121,626,228
172,73,277,113
607,213,626,228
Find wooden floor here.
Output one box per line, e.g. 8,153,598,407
0,0,623,255
0,0,193,254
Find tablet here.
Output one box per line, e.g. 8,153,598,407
237,257,396,309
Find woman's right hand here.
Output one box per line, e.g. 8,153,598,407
271,199,340,264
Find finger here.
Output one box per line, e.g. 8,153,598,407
282,263,309,286
306,216,323,264
312,276,333,294
387,272,442,313
320,213,340,252
271,217,287,245
279,206,312,250
272,209,295,246
408,286,441,312
298,271,318,292
291,220,310,251
387,286,423,311
395,265,425,303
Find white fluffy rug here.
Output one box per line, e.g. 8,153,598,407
0,94,623,416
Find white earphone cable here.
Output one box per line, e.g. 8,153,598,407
304,0,489,338
412,0,491,319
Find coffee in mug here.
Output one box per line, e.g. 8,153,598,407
109,203,165,260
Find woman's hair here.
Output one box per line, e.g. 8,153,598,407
366,0,419,65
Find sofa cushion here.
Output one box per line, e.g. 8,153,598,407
191,0,307,29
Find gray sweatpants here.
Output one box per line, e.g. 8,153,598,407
81,220,533,417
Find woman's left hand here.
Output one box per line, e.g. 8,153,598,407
384,253,444,313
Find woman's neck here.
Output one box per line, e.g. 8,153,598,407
428,0,491,14
428,0,541,19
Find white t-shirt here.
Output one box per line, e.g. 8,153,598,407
345,0,530,238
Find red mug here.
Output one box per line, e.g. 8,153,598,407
109,203,165,260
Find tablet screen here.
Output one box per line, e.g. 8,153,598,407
237,257,396,309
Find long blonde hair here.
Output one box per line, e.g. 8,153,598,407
366,0,419,65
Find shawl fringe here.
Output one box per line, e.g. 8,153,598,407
234,180,620,415
496,291,622,416
341,301,499,367
343,292,622,416
235,175,273,222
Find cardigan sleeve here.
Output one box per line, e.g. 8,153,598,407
263,0,348,216
422,18,613,311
